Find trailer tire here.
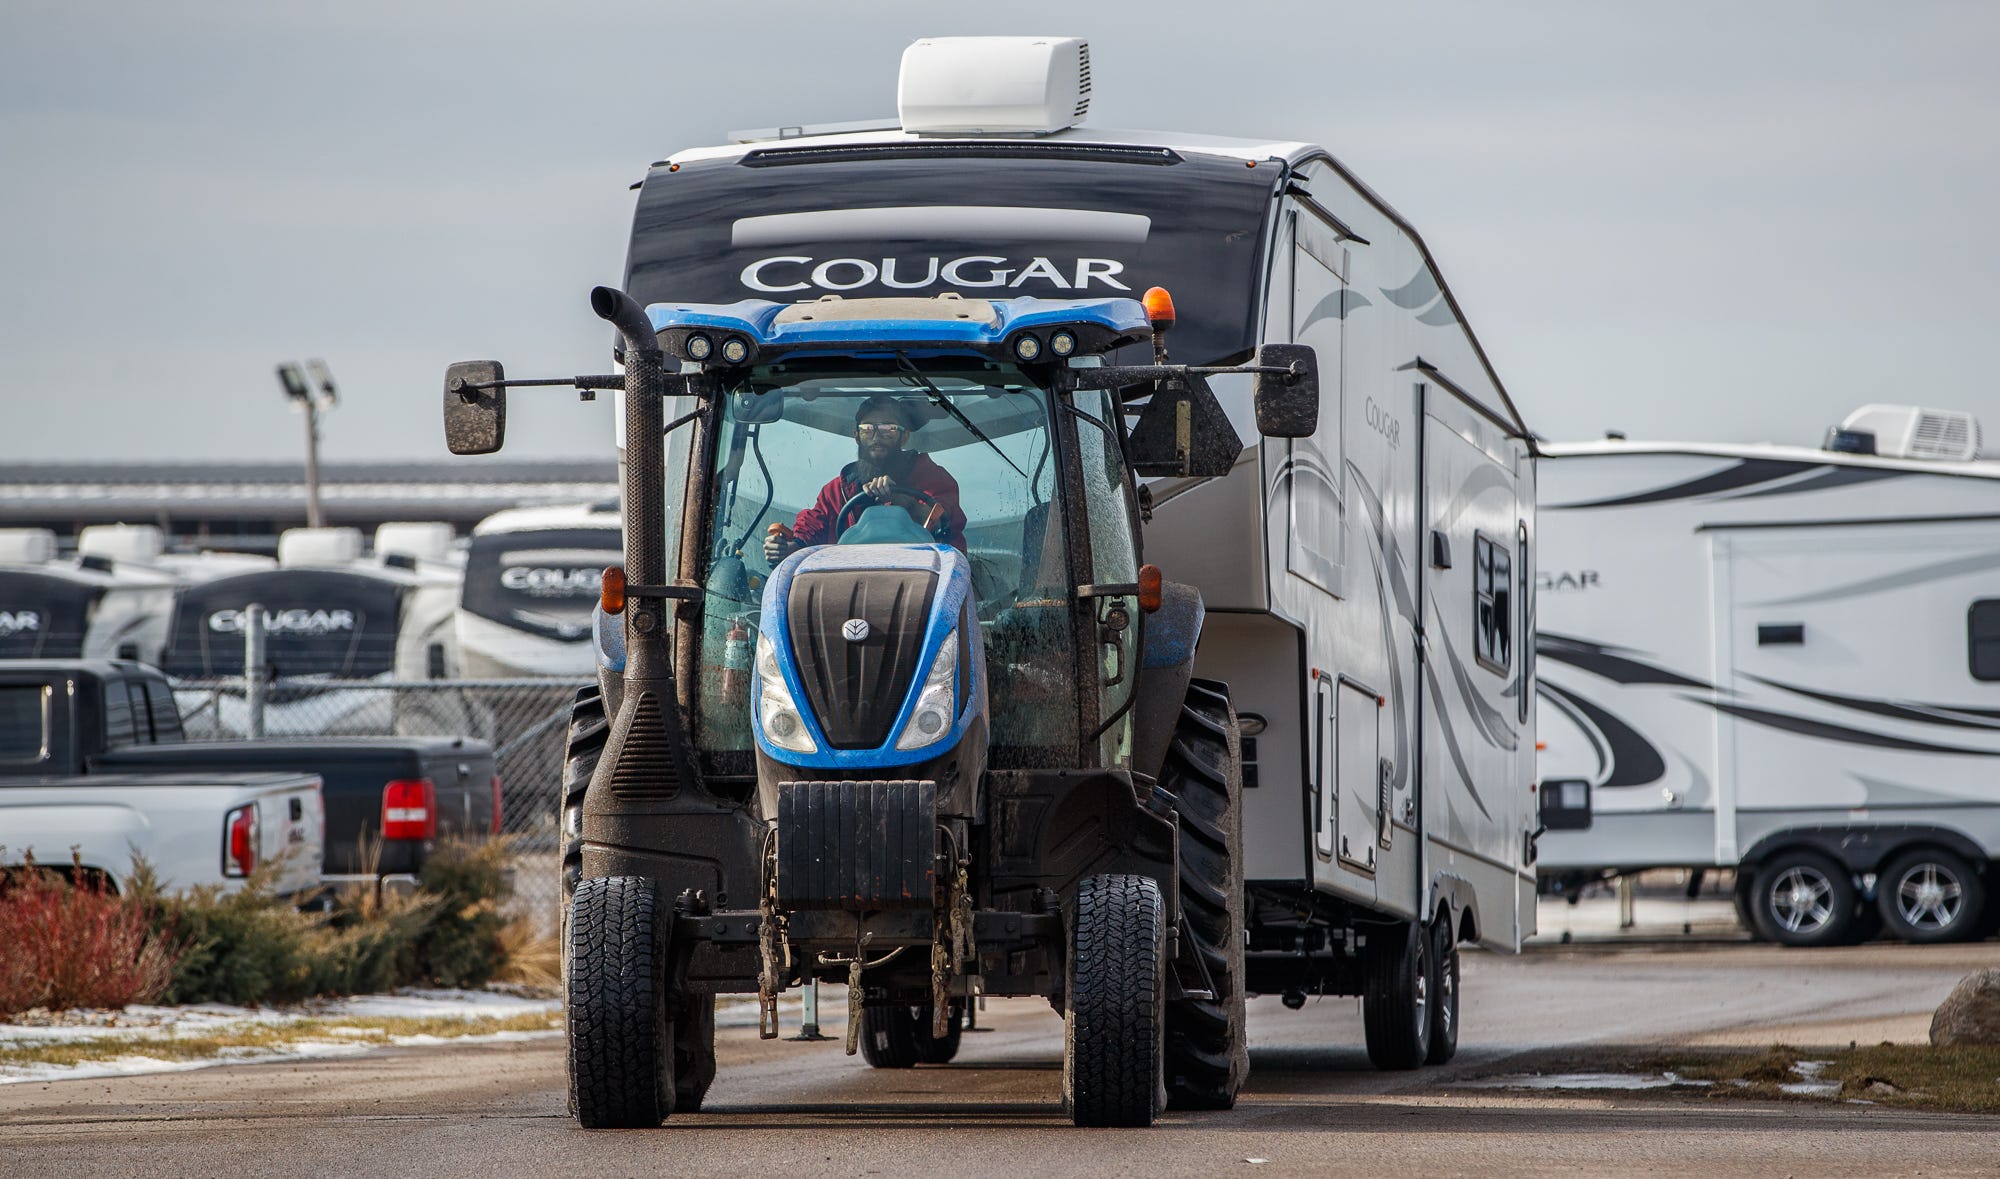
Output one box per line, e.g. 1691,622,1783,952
1363,920,1433,1070
566,875,673,1127
1065,873,1166,1128
859,1000,962,1068
1731,871,1766,941
1747,849,1855,948
1161,679,1248,1110
1878,847,1985,944
674,993,717,1112
1424,916,1460,1065
559,686,608,926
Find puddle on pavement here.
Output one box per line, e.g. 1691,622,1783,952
1458,1071,1711,1091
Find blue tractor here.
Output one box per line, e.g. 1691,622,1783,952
442,287,1318,1127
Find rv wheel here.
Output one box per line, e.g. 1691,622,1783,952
1878,848,1985,944
1363,920,1433,1069
1748,849,1855,948
859,1000,963,1068
567,876,673,1127
1424,916,1460,1065
1064,873,1166,1127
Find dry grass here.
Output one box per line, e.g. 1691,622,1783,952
492,916,560,989
1651,1043,2000,1113
0,1010,561,1072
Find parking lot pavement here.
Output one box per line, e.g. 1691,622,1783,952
2,940,1994,1177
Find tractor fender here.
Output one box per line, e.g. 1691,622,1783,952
1130,580,1205,781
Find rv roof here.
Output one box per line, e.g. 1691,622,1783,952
474,503,622,536
663,125,1317,171
1541,438,2000,479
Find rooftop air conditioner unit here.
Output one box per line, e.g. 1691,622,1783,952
278,527,365,567
78,523,166,565
898,36,1091,136
373,521,455,564
0,528,58,565
1826,404,1982,462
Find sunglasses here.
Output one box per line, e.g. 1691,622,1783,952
855,423,908,440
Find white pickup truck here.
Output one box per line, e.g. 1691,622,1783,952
0,666,324,895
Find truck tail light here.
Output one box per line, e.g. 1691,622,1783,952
223,803,259,877
381,778,438,841
489,774,503,836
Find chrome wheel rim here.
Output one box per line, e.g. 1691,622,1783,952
1893,862,1964,931
1437,951,1456,1038
1413,957,1429,1027
1769,866,1835,934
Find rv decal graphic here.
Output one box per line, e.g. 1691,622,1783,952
500,566,600,598
1422,661,1494,819
1537,570,1599,592
1692,697,2000,757
1548,458,1820,510
1740,675,2000,733
739,255,1131,294
0,611,41,637
1747,549,2000,608
1535,632,1710,689
1379,266,1456,327
1296,287,1372,334
208,609,357,636
1537,680,1668,788
1720,464,1906,501
1364,399,1401,448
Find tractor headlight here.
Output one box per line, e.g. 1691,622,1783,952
755,631,816,754
894,630,959,751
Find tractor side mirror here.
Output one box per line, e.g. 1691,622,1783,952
1251,343,1320,439
443,361,506,455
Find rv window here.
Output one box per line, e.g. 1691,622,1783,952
0,684,50,762
1971,599,2000,682
1473,532,1512,675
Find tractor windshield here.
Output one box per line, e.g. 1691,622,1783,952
692,357,1080,762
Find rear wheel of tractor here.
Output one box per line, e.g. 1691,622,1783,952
558,687,607,947
1161,678,1248,1110
1363,920,1433,1070
567,876,672,1127
1749,849,1855,948
1065,874,1166,1128
1878,848,1986,944
860,1000,964,1068
673,993,717,1112
1424,916,1460,1065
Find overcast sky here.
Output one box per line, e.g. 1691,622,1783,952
2,1,1995,462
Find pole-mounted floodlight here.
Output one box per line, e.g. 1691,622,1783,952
275,359,336,528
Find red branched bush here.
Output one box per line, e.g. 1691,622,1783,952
0,859,180,1016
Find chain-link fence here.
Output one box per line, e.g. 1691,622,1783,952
171,675,590,926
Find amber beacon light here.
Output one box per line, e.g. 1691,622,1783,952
600,565,627,613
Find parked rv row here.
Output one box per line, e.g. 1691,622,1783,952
0,503,623,700
1534,404,2000,946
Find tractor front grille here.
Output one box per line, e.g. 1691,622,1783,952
775,779,936,910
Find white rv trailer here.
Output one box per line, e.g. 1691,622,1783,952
160,525,462,736
0,525,276,666
453,503,621,678
618,36,1539,1064
1534,405,2000,945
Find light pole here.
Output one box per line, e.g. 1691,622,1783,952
276,359,339,528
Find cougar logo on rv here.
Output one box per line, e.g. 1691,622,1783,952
501,566,600,598
1538,571,1601,592
0,611,41,637
207,608,357,635
740,256,1132,294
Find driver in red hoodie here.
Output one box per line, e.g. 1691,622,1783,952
763,394,968,564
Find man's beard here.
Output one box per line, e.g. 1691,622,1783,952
852,445,917,486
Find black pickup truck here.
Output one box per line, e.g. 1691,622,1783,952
0,660,498,881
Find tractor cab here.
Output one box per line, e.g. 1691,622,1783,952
647,295,1157,794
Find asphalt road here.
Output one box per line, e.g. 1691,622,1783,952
5,940,1997,1178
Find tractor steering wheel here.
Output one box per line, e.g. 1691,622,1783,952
832,484,940,541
